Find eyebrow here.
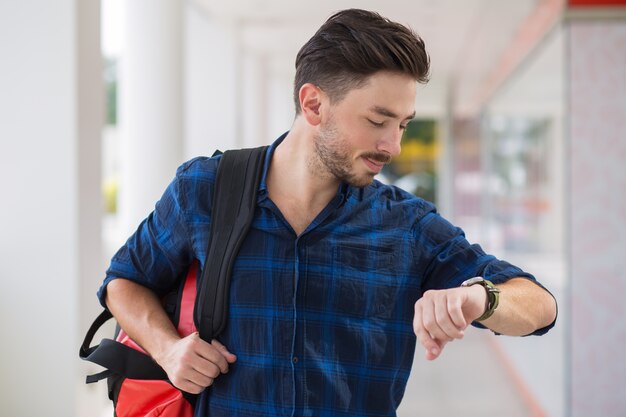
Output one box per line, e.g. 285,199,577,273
369,106,416,121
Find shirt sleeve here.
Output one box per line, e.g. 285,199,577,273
97,162,196,308
413,210,556,336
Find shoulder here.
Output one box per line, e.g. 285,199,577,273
175,154,222,180
170,154,223,213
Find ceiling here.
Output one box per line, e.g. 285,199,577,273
192,0,544,116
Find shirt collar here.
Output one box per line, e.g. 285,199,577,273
257,131,287,196
257,131,353,206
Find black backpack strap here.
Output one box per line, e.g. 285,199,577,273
195,146,268,341
79,310,167,383
79,145,268,382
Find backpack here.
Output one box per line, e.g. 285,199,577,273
80,146,268,417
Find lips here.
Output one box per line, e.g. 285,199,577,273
362,156,385,173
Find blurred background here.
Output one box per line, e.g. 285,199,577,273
1,0,625,416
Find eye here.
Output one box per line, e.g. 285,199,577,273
368,119,385,127
400,124,408,131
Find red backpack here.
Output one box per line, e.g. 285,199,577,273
80,146,267,416
108,262,198,416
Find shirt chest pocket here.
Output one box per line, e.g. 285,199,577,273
332,244,398,319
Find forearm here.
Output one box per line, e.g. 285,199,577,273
480,278,557,336
105,278,180,362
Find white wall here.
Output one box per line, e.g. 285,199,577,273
0,0,103,415
568,19,626,417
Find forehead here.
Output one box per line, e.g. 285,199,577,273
339,71,417,116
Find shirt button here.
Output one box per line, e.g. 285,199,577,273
292,356,299,364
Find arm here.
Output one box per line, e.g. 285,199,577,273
413,277,557,361
480,278,557,335
100,158,236,392
105,278,237,394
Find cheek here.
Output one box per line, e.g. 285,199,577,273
351,128,377,149
334,117,376,150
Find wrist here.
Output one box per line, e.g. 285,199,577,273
151,332,182,365
460,277,500,321
468,284,488,318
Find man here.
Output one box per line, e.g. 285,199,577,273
101,8,557,417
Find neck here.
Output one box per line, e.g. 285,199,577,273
267,119,340,206
266,119,340,223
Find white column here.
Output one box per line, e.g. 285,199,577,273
76,1,108,415
241,52,266,148
118,0,184,234
0,0,103,415
242,53,295,147
184,6,238,158
267,57,296,143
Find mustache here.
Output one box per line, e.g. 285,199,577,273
361,152,392,164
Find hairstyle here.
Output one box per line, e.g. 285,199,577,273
293,8,430,114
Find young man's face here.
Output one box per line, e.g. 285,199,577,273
313,71,417,187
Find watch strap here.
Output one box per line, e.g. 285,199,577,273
461,277,500,321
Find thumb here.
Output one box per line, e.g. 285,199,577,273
425,339,448,361
211,339,237,363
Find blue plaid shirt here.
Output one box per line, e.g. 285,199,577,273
100,133,552,417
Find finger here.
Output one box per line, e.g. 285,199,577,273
171,338,222,380
447,293,468,330
211,339,238,364
414,302,442,360
421,297,453,344
184,367,215,389
170,374,207,395
425,339,448,361
434,294,465,340
188,356,222,379
191,334,230,374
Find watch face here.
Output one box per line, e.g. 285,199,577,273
461,277,485,287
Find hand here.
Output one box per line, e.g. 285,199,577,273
413,285,486,361
155,332,237,394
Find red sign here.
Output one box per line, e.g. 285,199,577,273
569,0,626,6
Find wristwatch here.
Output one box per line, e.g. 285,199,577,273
460,277,500,321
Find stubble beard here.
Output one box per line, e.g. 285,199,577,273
311,117,392,188
311,119,374,188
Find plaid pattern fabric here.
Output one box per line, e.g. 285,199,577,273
100,134,549,417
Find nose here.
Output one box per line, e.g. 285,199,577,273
377,128,402,157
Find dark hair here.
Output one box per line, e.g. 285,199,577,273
294,9,430,114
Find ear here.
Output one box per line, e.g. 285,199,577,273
299,83,324,126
